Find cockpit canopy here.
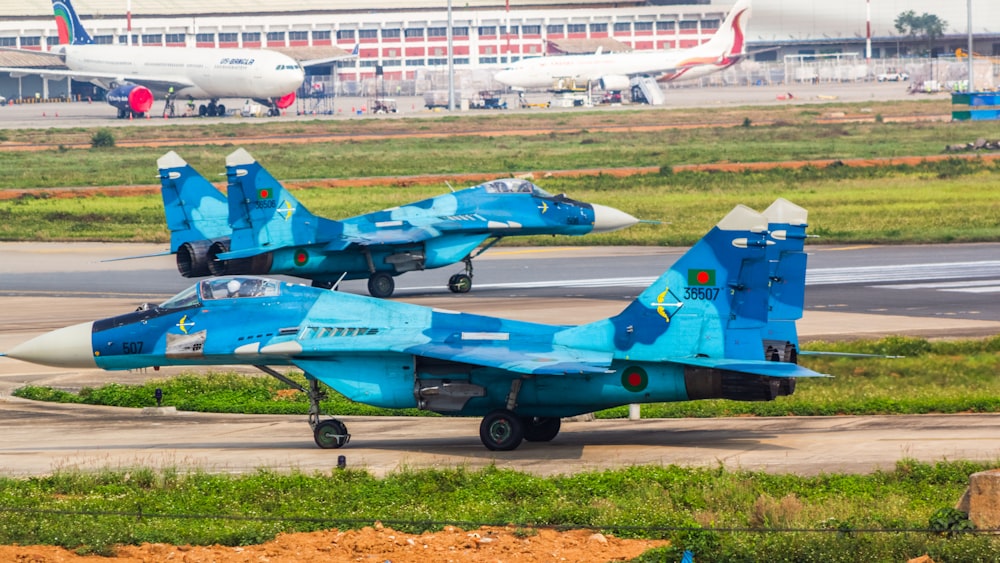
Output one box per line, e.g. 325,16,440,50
480,178,552,197
158,276,281,311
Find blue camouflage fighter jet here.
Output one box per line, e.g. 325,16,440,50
159,149,639,298
5,200,826,451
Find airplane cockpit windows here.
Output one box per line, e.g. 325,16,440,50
200,277,281,300
482,179,553,197
158,284,201,311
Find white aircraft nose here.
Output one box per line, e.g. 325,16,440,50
591,203,639,233
4,322,97,368
494,69,514,86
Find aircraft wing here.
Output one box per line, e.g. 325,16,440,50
0,67,194,93
394,338,614,376
299,44,359,68
324,225,443,251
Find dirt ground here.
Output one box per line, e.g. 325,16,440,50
0,524,670,562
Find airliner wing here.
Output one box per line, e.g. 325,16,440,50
0,67,193,93
299,44,358,68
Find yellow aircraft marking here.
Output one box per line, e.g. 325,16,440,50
176,315,195,334
277,200,296,221
656,288,670,322
537,201,548,214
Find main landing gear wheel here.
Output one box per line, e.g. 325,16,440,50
479,409,524,451
314,419,350,449
448,273,472,293
521,416,561,442
367,273,395,298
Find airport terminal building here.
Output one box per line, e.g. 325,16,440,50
2,0,998,101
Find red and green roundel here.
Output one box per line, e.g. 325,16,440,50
257,187,273,200
293,248,309,266
621,366,648,393
687,268,716,287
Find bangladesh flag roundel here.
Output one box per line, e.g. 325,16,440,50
621,366,648,393
687,269,716,286
294,248,309,266
257,187,273,200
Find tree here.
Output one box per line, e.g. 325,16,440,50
894,10,948,55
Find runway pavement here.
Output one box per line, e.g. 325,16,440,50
0,82,932,130
0,241,998,477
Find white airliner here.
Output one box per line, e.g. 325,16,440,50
0,0,352,119
493,0,751,93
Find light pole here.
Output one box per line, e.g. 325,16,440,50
967,0,974,92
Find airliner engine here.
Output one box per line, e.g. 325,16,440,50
598,76,630,91
106,84,154,118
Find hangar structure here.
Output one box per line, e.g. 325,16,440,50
2,0,999,101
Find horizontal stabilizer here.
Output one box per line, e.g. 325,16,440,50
669,356,829,379
102,249,173,262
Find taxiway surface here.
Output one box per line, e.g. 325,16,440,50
1,242,998,477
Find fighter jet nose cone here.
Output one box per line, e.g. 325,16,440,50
591,203,639,233
6,322,97,368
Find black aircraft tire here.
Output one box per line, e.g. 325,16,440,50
521,416,561,442
448,273,472,294
217,104,226,116
368,273,395,298
314,419,349,449
480,409,524,451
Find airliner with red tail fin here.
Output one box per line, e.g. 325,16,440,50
494,0,750,93
0,0,353,119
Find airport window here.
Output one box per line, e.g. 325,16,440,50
336,30,355,40
522,25,540,35
165,34,185,43
702,19,720,29
480,56,497,64
505,26,519,35
47,36,62,45
590,23,607,33
0,37,15,47
218,33,237,42
385,48,399,57
427,27,446,38
359,29,378,39
196,33,215,42
635,22,653,32
242,32,261,42
655,21,673,31
118,34,138,44
141,34,162,44
430,47,446,56
406,59,424,66
267,31,286,42
525,45,540,54
614,22,631,33
382,29,400,39
546,24,564,34
21,36,41,46
679,21,698,30
383,59,401,66
405,28,424,38
289,31,308,41
312,30,330,40
478,26,497,36
428,57,447,65
454,58,469,65
453,27,469,37
567,24,586,34
360,60,377,67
